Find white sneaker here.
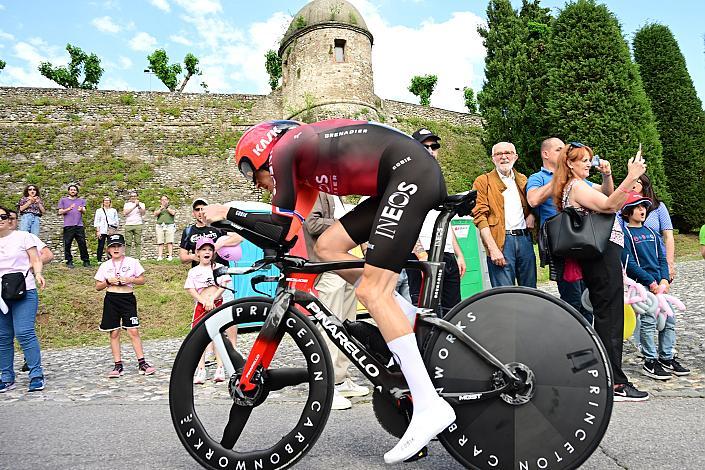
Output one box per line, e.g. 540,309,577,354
335,377,370,398
331,389,352,410
193,367,207,385
156,256,163,261
383,398,455,464
213,366,226,383
167,256,173,261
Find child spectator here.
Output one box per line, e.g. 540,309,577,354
184,237,232,384
95,234,156,378
621,193,690,380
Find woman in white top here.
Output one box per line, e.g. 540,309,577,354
122,191,146,259
94,196,120,261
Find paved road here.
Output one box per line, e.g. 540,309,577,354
3,397,705,469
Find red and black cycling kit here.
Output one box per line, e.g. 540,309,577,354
226,119,447,272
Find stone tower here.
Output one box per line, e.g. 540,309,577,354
278,0,381,120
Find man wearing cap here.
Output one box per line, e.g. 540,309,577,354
472,142,536,288
179,198,242,268
409,128,466,315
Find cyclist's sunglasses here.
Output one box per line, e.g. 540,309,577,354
238,158,258,184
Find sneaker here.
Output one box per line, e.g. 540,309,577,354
82,261,91,267
213,366,226,383
193,368,207,385
613,382,649,402
156,256,163,261
28,377,45,392
642,359,671,380
0,382,15,393
107,365,124,378
384,397,455,464
331,389,352,410
335,377,370,398
21,360,29,372
659,357,691,376
138,361,156,375
167,256,173,261
66,262,75,269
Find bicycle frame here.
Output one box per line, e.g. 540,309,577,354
209,192,522,405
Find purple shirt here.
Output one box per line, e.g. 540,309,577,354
58,196,86,227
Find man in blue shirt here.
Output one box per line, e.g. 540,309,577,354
526,138,614,324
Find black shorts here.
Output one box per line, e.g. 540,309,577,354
340,140,447,273
99,292,140,331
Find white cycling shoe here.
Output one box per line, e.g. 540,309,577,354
383,397,456,464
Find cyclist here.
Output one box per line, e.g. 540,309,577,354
205,119,455,464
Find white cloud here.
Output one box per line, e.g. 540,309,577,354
173,0,221,17
0,64,59,88
102,76,131,90
349,0,486,112
0,40,67,88
129,32,158,52
0,29,14,41
150,0,170,12
92,16,122,33
0,4,5,10
169,34,192,46
119,56,133,69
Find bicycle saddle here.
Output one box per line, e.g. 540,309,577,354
438,190,477,217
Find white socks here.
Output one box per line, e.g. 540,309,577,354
384,334,456,464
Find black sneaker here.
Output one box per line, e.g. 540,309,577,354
82,261,91,267
659,357,691,376
614,383,649,402
642,359,671,380
66,262,75,269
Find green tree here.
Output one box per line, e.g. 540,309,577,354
546,0,668,200
634,24,705,230
38,44,103,89
264,50,282,91
147,49,201,92
0,59,6,72
463,87,478,113
408,74,437,106
477,0,553,175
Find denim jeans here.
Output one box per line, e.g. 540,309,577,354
639,312,676,361
395,269,412,304
0,289,43,383
487,233,537,288
19,213,41,236
557,278,593,325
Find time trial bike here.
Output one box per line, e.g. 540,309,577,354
169,191,613,469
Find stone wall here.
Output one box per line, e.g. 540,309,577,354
0,87,481,261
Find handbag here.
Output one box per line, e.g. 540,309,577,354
104,208,120,235
1,271,29,301
544,207,615,260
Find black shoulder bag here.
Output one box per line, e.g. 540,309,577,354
1,270,30,301
544,207,616,260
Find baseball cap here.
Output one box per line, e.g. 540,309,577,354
106,234,125,247
622,192,652,211
412,128,441,143
195,237,216,250
192,198,209,209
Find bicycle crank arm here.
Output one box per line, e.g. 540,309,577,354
419,314,522,383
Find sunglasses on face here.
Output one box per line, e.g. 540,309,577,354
0,214,9,220
28,187,37,191
423,143,441,151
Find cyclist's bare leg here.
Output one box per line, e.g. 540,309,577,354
316,221,455,463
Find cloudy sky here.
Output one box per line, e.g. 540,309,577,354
0,0,703,113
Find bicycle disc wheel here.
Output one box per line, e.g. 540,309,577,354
423,287,613,469
170,297,334,470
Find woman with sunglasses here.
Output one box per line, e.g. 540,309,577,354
0,205,46,393
17,185,45,236
552,142,649,402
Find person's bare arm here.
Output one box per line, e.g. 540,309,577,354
527,182,553,208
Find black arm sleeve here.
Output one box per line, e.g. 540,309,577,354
226,207,292,244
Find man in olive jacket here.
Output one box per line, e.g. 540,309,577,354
472,141,536,287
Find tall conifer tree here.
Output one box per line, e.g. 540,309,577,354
546,0,667,199
633,23,705,230
478,0,553,174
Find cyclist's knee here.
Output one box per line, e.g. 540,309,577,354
355,279,392,310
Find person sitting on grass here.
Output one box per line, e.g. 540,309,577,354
95,234,156,378
621,192,690,380
184,237,232,385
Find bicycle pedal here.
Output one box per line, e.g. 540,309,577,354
403,446,428,462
